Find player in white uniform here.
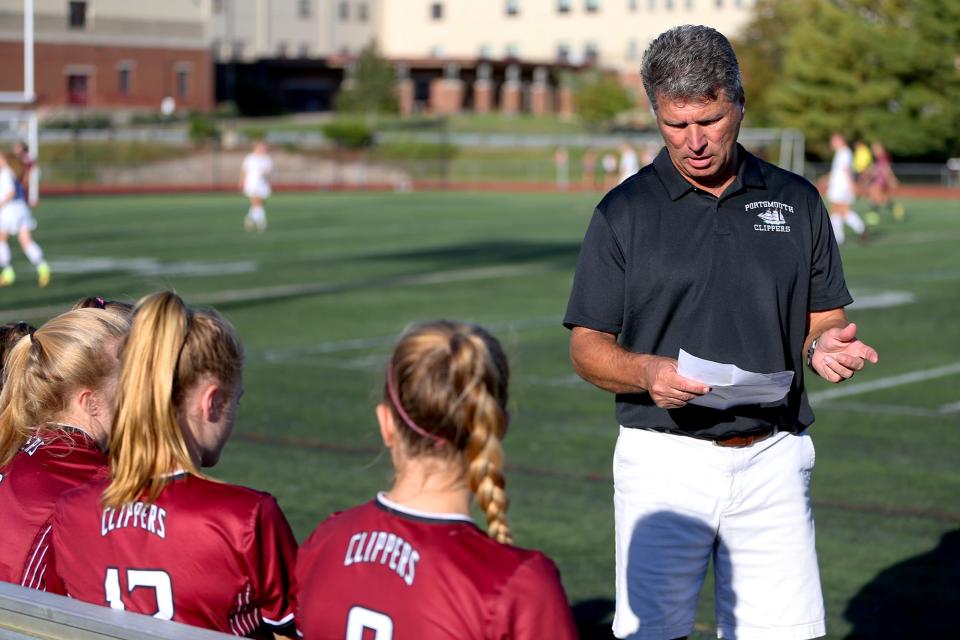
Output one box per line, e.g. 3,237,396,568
240,141,273,232
0,151,49,287
618,142,640,184
826,132,866,245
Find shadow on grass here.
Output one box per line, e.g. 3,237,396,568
844,528,960,638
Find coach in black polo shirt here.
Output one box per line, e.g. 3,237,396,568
564,26,878,640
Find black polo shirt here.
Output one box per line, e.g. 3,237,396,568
563,144,853,438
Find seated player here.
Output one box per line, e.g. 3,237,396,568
48,291,297,639
296,321,578,639
0,307,130,588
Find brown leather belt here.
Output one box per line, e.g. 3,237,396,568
713,427,778,448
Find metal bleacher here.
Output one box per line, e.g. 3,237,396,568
0,582,234,640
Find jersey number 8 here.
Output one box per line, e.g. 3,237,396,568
346,605,393,639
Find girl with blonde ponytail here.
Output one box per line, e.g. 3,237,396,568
0,306,130,589
49,291,298,638
296,320,577,639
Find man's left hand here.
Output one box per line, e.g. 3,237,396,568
812,322,879,383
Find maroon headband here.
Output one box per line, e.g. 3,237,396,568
385,364,447,449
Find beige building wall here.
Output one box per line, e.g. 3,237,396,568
377,0,754,71
0,0,207,48
207,0,380,61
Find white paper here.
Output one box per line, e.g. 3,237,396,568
676,349,794,410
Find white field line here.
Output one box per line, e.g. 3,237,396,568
809,362,960,403
937,400,960,414
847,290,915,310
814,401,948,419
0,264,554,323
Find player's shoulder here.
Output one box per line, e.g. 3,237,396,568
301,500,376,548
183,474,278,511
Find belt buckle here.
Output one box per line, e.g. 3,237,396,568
713,426,777,448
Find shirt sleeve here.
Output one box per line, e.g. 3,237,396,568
251,494,298,636
492,553,579,640
808,196,854,311
563,207,626,335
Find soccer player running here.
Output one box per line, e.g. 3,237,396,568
565,25,878,639
241,140,273,232
48,292,298,638
296,321,578,639
827,132,868,244
0,151,50,287
0,307,130,589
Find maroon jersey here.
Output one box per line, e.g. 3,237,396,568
0,428,107,589
49,472,297,638
296,494,578,639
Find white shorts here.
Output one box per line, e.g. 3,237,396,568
612,427,825,640
244,180,271,200
826,184,854,206
0,201,37,235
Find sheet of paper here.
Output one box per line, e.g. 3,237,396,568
676,349,794,410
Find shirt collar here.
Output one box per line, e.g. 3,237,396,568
652,143,765,200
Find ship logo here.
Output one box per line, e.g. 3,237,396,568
757,209,786,225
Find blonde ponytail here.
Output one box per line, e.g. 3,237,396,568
386,321,512,543
104,291,242,507
0,309,129,467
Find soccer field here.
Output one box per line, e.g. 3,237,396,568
3,190,958,638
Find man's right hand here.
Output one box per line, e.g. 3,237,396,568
641,356,711,409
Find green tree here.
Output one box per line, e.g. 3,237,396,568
573,71,634,129
736,0,960,159
335,42,398,115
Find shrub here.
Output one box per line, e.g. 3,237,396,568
322,121,374,149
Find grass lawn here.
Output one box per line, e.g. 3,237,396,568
3,190,957,638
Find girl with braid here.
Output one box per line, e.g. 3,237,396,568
296,321,577,639
48,292,298,638
0,307,130,589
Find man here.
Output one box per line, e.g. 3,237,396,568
827,132,867,244
564,25,878,640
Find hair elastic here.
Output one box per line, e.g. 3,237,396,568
385,364,447,449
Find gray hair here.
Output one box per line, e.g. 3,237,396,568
641,24,744,112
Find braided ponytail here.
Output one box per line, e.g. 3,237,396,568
386,321,512,543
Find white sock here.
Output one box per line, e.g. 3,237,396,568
0,242,10,267
23,241,44,266
250,206,266,224
845,210,865,235
830,214,845,245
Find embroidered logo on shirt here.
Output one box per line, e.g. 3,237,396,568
746,200,793,233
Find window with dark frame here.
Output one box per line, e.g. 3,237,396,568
430,2,443,19
118,67,130,96
298,0,311,18
557,43,571,63
212,0,223,13
176,69,189,98
506,0,520,16
358,2,368,21
339,1,349,20
67,73,88,105
557,0,571,13
68,1,87,29
585,0,600,12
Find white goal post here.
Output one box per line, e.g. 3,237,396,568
0,0,39,203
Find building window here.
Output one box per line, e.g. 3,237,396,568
67,73,88,105
585,0,600,12
506,0,520,16
298,0,311,18
505,43,520,58
358,2,368,21
478,44,493,58
68,1,87,29
430,46,444,58
299,43,310,57
626,38,637,60
117,66,131,96
339,1,349,20
557,0,571,12
584,42,599,64
685,0,694,8
430,2,443,19
648,0,655,8
176,68,189,98
232,40,245,59
629,0,638,9
557,43,570,63
665,0,674,8
277,42,288,57
212,0,223,13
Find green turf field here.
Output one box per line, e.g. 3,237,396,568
2,190,957,638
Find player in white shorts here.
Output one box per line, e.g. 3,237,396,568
240,140,273,232
826,133,866,245
0,151,49,287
